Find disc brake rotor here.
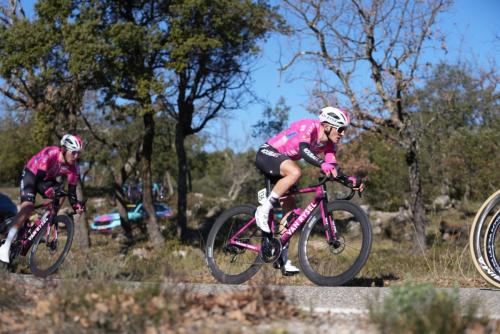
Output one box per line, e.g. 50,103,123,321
330,236,346,254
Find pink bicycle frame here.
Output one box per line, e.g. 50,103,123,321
228,181,337,253
19,198,62,255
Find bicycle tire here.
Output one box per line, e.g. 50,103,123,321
470,190,500,288
485,210,500,274
205,204,263,284
29,215,74,278
298,201,372,286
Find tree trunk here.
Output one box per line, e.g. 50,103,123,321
73,180,90,249
113,182,133,238
164,170,174,197
175,123,189,240
142,112,164,247
405,138,428,254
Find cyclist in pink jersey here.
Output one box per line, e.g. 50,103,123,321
254,107,365,275
0,134,85,264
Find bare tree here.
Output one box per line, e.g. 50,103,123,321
282,0,452,252
80,106,143,243
208,119,259,203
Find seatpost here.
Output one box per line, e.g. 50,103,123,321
265,177,272,197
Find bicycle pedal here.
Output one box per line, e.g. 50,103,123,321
281,270,299,277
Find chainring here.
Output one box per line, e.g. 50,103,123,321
260,237,282,263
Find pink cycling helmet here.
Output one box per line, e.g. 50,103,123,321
60,134,84,152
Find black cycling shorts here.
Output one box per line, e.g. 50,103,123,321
20,168,36,203
20,168,59,203
255,144,290,177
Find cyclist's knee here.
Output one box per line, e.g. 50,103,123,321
11,203,33,228
18,202,34,217
287,166,301,180
280,160,301,182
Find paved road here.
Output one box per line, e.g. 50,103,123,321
185,283,500,318
13,275,500,318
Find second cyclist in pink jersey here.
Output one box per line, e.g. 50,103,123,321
0,134,86,264
254,107,365,274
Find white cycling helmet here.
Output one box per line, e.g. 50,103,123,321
60,134,84,152
319,107,350,128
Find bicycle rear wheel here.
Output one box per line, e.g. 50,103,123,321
298,201,372,286
29,215,74,278
205,204,263,284
469,190,500,288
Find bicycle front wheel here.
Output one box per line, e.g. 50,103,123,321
205,204,263,284
29,215,74,278
469,190,500,288
298,201,372,286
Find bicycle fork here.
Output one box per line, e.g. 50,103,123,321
320,200,336,243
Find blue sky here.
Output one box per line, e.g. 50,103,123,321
208,0,500,151
5,0,500,151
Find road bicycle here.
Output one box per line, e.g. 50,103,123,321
205,175,372,286
470,190,500,288
0,190,74,278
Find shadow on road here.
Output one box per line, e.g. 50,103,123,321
345,273,399,287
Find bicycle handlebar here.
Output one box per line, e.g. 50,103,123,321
33,190,68,210
309,175,360,200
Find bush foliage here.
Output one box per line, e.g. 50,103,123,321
367,281,487,334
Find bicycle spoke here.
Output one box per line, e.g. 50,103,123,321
299,201,372,286
29,215,74,278
470,190,500,288
211,210,261,276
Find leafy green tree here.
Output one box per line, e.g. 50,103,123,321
159,0,283,239
0,0,91,144
0,115,40,185
339,131,408,210
0,0,93,248
414,63,499,202
60,0,169,246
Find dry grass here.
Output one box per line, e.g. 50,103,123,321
54,212,487,288
4,277,302,333
0,270,28,311
1,182,491,288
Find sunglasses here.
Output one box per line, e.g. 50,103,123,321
336,126,346,134
70,151,81,157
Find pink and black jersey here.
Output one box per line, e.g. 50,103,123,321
26,146,80,185
267,119,336,161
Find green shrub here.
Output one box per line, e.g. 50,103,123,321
367,282,487,334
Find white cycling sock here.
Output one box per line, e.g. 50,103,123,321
262,192,279,212
3,227,18,247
